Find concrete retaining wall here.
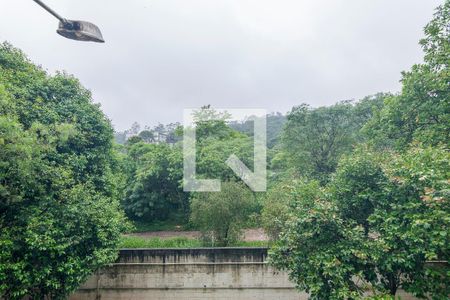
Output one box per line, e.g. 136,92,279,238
70,248,419,300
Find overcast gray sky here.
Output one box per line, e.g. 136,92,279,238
0,0,443,130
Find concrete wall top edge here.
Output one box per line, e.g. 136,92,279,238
119,247,269,251
117,248,269,264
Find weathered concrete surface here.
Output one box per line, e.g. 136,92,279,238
70,248,420,300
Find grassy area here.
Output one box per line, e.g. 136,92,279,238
119,236,269,249
232,240,270,247
130,219,192,233
120,236,202,248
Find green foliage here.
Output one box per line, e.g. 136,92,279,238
191,105,236,142
188,106,256,185
119,236,202,248
270,147,449,299
269,180,370,300
368,146,449,298
126,135,143,145
365,1,449,149
138,129,155,143
0,43,128,299
1,3,443,298
229,112,287,148
420,0,449,71
261,179,307,241
232,240,269,247
280,96,387,184
270,5,449,298
196,135,254,181
366,297,402,300
190,181,258,247
282,101,354,182
119,236,268,248
121,107,255,224
130,217,190,233
328,147,387,234
122,142,187,221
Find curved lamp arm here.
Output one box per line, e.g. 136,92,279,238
33,0,67,23
31,0,105,43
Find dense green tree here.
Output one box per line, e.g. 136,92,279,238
126,135,143,145
353,93,389,129
280,97,386,184
327,147,387,235
270,147,449,299
269,179,370,299
115,122,182,145
138,129,156,143
164,122,182,144
282,102,349,182
260,180,299,241
121,107,255,223
192,105,236,142
368,147,449,298
0,43,128,299
190,181,257,246
122,142,186,221
186,106,255,184
229,112,287,148
271,4,449,298
276,94,387,184
365,1,449,149
196,135,254,182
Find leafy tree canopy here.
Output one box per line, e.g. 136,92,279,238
280,95,387,184
270,146,449,299
190,181,258,246
365,1,449,149
122,142,187,221
0,43,128,299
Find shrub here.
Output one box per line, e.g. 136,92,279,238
190,181,257,247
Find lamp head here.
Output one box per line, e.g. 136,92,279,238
57,20,105,43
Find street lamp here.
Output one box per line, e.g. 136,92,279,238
33,0,105,43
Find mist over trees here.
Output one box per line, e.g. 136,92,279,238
114,122,181,145
0,1,448,299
